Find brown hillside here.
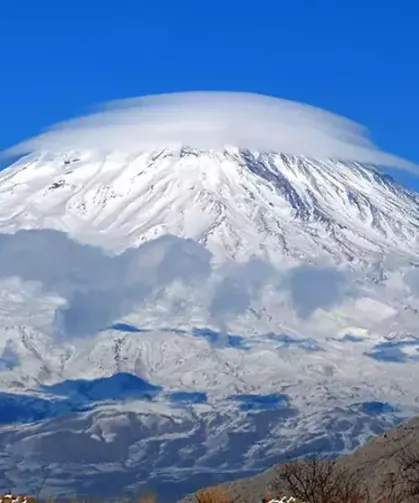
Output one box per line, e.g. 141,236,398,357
180,415,419,503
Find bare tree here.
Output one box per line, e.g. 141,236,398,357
270,455,367,503
397,446,419,499
375,468,407,503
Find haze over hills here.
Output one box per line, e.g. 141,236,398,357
0,92,418,500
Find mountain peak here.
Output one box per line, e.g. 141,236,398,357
1,148,418,264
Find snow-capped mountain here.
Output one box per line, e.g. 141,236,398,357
1,147,419,263
0,91,419,500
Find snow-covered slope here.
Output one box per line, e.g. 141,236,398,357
1,148,419,263
0,143,419,500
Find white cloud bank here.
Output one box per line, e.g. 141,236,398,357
5,91,415,170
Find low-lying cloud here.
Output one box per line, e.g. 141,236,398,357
4,91,415,171
403,265,419,296
0,230,213,338
282,265,348,318
210,259,275,318
0,230,356,338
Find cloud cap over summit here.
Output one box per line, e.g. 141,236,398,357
5,91,415,171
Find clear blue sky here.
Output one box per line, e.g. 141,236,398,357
1,1,418,186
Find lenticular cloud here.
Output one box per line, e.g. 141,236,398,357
5,91,415,170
